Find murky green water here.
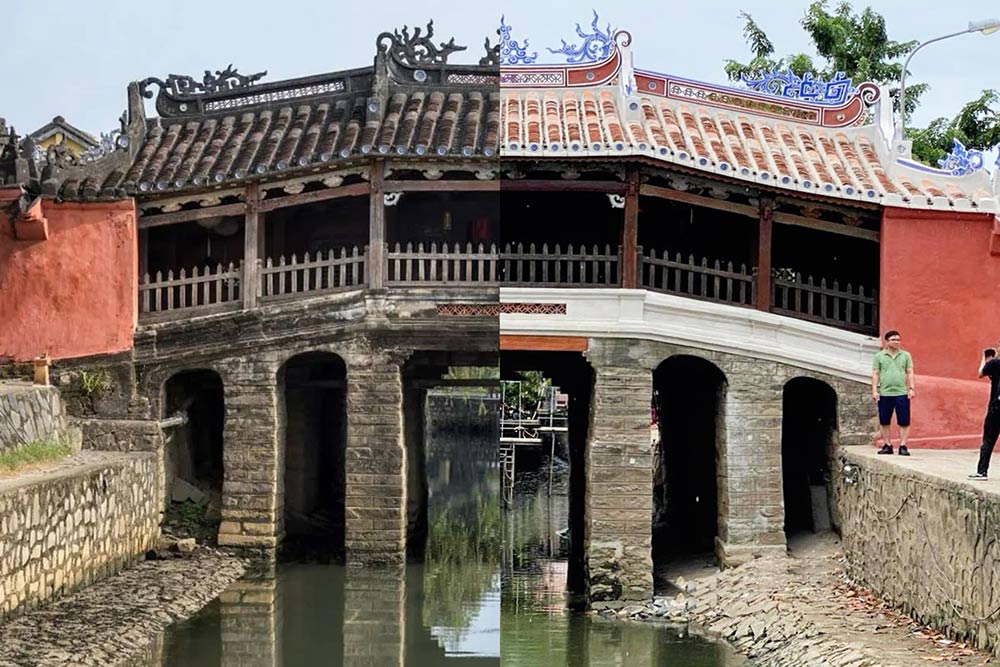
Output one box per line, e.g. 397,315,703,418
146,410,739,666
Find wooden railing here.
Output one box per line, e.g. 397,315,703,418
139,263,242,316
136,244,878,336
500,243,620,286
771,273,878,335
640,249,756,307
260,247,366,301
386,242,498,284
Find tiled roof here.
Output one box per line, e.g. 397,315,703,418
497,32,998,213
499,87,996,211
57,84,499,199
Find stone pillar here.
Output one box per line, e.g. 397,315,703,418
217,360,283,565
343,565,406,666
585,343,654,601
220,579,281,667
716,384,786,567
344,349,407,565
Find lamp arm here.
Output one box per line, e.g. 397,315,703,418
898,28,972,135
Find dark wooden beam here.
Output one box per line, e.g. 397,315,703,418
369,160,386,290
639,184,878,241
242,182,262,310
622,168,640,289
259,181,370,212
501,180,628,194
384,180,499,193
756,195,773,312
138,202,246,229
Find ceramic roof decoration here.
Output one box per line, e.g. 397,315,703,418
498,14,998,212
7,16,998,212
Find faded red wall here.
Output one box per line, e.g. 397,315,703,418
880,207,1000,448
0,195,136,361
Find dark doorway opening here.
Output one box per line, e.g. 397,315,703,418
280,352,347,560
652,356,726,589
163,369,225,542
782,377,838,537
501,350,593,609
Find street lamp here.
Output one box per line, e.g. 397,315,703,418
895,18,1000,150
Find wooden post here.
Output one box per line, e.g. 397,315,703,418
369,160,386,289
756,194,773,311
621,168,640,289
243,182,263,309
138,229,149,278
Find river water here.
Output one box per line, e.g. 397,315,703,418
145,406,740,666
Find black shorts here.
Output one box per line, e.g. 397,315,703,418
878,395,910,427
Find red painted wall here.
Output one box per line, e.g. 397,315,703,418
880,207,1000,448
0,194,136,361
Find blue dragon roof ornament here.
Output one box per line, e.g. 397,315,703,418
938,138,985,176
547,10,616,63
499,15,537,66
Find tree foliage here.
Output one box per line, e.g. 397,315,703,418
725,1,999,166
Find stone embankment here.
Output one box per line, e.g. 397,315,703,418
605,534,991,666
0,381,76,454
0,451,159,622
0,548,245,667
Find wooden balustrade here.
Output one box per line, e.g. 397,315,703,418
136,243,878,336
500,243,620,286
640,249,756,306
771,273,878,335
260,247,367,301
386,242,498,284
139,263,243,317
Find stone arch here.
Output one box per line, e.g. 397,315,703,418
781,376,839,537
162,368,226,515
277,351,348,558
652,354,727,585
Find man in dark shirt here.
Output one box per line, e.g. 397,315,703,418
969,343,1000,479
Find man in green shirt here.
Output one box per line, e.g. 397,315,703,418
871,330,915,456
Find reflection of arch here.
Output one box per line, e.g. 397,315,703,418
163,369,225,503
652,355,727,584
278,351,347,557
782,377,838,536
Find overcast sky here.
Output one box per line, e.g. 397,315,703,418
2,0,997,137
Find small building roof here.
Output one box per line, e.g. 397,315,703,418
27,116,99,151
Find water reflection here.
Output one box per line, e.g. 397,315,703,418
501,476,744,667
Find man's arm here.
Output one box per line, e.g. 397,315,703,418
871,369,879,401
906,365,915,397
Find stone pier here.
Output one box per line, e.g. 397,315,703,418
220,579,281,667
586,341,655,601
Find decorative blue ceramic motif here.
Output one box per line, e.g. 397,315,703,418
740,70,857,106
547,10,616,63
938,138,985,176
499,16,537,65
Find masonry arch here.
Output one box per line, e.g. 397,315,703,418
278,351,348,558
781,376,838,537
163,369,226,507
652,355,727,585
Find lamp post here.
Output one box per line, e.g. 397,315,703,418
895,18,1000,149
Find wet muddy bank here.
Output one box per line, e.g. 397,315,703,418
0,548,245,667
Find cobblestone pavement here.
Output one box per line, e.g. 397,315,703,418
606,533,994,666
0,548,245,667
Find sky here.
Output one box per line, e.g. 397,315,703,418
2,0,998,138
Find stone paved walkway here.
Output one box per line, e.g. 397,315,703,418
849,446,1000,497
610,532,995,666
0,549,245,667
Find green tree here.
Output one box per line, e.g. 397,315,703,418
725,2,999,166
725,2,924,117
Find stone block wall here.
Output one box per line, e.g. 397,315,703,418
833,448,1000,656
0,383,69,454
582,337,872,601
0,451,160,622
585,341,654,601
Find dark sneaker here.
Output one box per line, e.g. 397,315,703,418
877,444,893,455
968,473,988,480
898,445,910,457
